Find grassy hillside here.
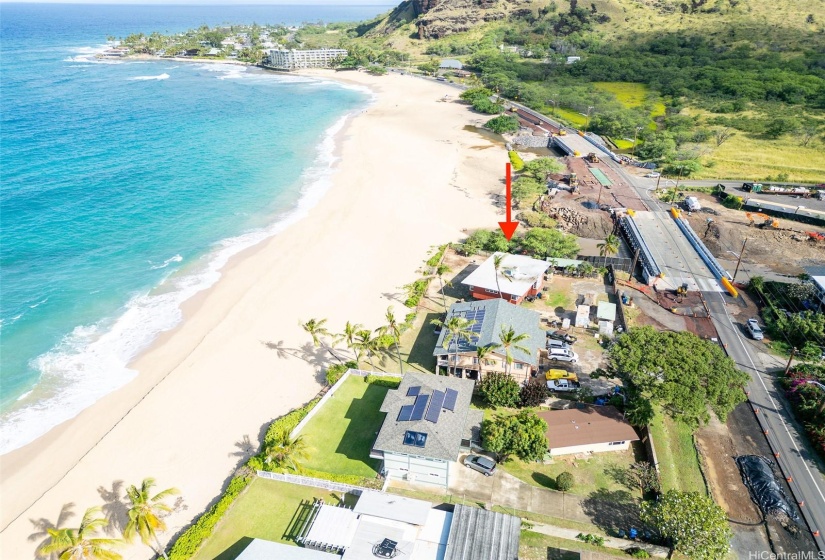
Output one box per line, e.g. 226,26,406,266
298,0,825,181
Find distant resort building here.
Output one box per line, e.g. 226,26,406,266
462,252,550,304
265,48,348,70
439,59,463,70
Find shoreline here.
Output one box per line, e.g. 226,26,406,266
0,69,506,558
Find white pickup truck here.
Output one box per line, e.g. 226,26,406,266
547,378,579,392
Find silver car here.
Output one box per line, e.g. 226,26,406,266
746,318,764,341
463,454,496,476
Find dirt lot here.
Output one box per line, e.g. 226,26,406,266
681,193,824,276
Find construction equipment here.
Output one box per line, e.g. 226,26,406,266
568,173,578,188
743,182,763,193
585,152,600,163
676,283,688,296
808,231,825,242
746,212,779,228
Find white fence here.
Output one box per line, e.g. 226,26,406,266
256,470,369,495
289,369,402,439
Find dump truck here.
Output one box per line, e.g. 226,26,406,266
585,152,600,163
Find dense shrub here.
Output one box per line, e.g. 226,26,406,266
508,150,525,171
782,364,825,461
520,378,550,407
299,467,383,489
556,471,575,492
576,533,604,546
486,115,520,133
168,475,253,559
517,211,557,228
326,361,358,386
460,86,493,103
481,410,548,462
364,374,402,388
478,371,521,408
459,229,513,256
472,97,501,114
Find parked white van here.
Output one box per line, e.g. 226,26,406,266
549,348,579,363
685,196,701,212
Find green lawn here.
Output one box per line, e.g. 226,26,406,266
192,478,356,560
519,531,630,560
299,375,390,477
594,82,666,117
554,108,587,128
648,411,707,494
608,137,636,150
501,442,644,497
544,290,573,310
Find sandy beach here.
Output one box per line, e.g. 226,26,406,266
0,70,506,558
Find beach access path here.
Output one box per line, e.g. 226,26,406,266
0,70,505,559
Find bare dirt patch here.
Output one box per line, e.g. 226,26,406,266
682,194,824,276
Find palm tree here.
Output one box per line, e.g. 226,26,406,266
354,329,380,370
475,343,501,379
341,321,364,365
492,254,515,300
498,325,531,376
597,234,620,257
37,506,122,560
123,478,180,560
300,318,342,363
432,263,452,311
264,428,309,472
431,316,477,376
378,307,405,373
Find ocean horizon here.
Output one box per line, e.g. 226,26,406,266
0,3,389,454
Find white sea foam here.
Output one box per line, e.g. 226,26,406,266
29,298,49,309
0,105,362,455
149,254,183,270
129,73,170,81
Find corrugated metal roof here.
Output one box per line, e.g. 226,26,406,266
597,301,617,321
444,505,520,560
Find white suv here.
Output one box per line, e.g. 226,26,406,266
549,348,579,363
746,318,764,341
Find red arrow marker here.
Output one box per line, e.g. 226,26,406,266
498,162,519,240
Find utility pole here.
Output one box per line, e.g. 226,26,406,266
629,247,641,282
546,98,557,116
631,126,642,159
785,347,797,375
584,106,594,134
732,238,748,282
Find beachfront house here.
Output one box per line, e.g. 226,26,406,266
805,265,825,311
462,252,550,304
432,298,544,382
536,406,640,456
439,59,463,71
370,372,481,488
265,48,348,71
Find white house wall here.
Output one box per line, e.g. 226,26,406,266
549,441,630,456
383,452,450,487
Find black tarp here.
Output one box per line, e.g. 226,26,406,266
735,455,798,520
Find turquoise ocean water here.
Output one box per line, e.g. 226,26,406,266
0,4,389,454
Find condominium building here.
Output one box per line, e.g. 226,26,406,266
265,48,347,70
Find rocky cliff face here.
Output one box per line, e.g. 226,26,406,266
413,0,533,39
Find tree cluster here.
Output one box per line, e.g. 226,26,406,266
480,410,548,461
605,326,749,427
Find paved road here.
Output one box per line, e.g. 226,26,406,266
607,158,825,552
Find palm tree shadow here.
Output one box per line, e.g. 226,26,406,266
230,434,256,461
261,340,302,361
97,480,129,535
28,502,76,555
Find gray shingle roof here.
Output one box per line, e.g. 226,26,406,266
439,58,463,69
444,505,520,560
372,372,478,462
432,298,544,367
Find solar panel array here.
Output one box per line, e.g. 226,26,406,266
398,405,414,422
410,394,429,421
443,388,458,411
426,390,446,423
407,386,421,397
448,308,486,352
